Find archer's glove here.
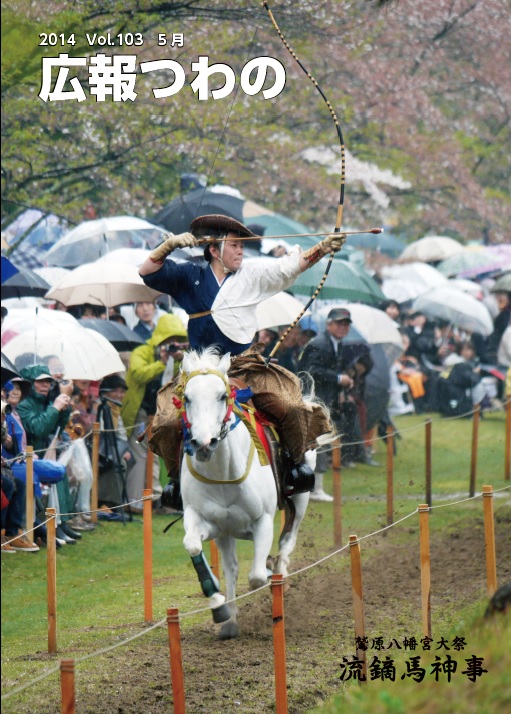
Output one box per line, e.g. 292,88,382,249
319,233,346,253
149,232,199,263
302,233,346,267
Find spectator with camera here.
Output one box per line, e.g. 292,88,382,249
17,365,82,544
96,375,133,509
121,313,188,513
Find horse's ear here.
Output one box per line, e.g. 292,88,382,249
218,352,231,375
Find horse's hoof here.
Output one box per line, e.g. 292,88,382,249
212,603,231,624
219,621,239,640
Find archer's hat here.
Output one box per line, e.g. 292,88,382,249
190,214,257,239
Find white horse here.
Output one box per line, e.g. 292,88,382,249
178,348,315,639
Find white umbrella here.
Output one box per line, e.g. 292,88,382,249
447,278,484,300
2,325,125,380
95,246,202,266
382,262,447,291
316,302,404,364
382,278,424,303
398,236,465,263
256,292,307,330
43,216,167,267
95,248,152,267
1,307,80,347
413,287,494,336
45,261,162,307
33,266,71,286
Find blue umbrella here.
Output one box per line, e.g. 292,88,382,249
1,256,19,283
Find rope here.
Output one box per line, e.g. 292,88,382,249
3,485,508,700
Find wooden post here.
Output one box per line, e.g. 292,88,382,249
60,659,76,714
386,426,394,526
425,420,432,507
505,400,511,481
332,438,342,548
91,422,100,524
469,404,480,497
209,539,220,581
46,507,57,654
167,608,186,714
143,488,153,622
349,535,367,682
25,445,34,543
482,485,497,598
271,574,288,714
418,505,432,638
145,416,154,491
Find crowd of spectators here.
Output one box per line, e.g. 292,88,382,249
2,273,510,551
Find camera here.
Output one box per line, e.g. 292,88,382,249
164,342,189,354
1,400,12,417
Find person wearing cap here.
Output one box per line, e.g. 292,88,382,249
16,365,72,453
96,374,133,509
138,215,345,497
298,308,357,496
15,365,81,542
121,313,189,512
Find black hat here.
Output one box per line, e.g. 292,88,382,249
99,374,127,392
327,307,352,322
190,214,257,239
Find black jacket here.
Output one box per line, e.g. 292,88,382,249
298,331,349,408
437,361,481,417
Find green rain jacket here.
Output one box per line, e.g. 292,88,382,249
17,365,72,453
121,313,187,431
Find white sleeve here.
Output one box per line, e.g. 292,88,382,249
244,246,302,296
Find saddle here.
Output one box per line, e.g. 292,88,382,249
229,378,286,510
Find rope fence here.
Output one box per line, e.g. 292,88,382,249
1,399,510,710
2,481,509,706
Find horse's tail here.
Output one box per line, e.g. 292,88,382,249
297,371,338,445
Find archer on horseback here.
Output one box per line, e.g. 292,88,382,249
138,214,345,506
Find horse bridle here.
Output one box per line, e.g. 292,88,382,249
172,368,238,451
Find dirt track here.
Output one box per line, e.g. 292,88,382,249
6,508,510,713
68,509,511,713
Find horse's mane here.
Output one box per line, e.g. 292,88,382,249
182,346,230,375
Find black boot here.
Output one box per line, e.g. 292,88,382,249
283,456,315,497
161,480,183,511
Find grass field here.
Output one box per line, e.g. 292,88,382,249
1,409,510,712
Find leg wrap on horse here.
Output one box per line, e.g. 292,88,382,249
191,551,220,598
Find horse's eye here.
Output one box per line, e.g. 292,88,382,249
218,393,226,401
184,395,190,404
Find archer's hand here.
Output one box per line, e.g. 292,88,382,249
319,233,346,254
149,232,199,262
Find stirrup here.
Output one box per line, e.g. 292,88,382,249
161,480,183,510
284,460,315,497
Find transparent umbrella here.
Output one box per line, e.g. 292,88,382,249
43,216,167,267
2,325,125,380
412,287,494,336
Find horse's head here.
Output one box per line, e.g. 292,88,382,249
180,349,234,462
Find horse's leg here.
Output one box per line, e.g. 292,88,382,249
216,535,240,640
249,512,275,590
183,508,231,623
275,492,309,577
